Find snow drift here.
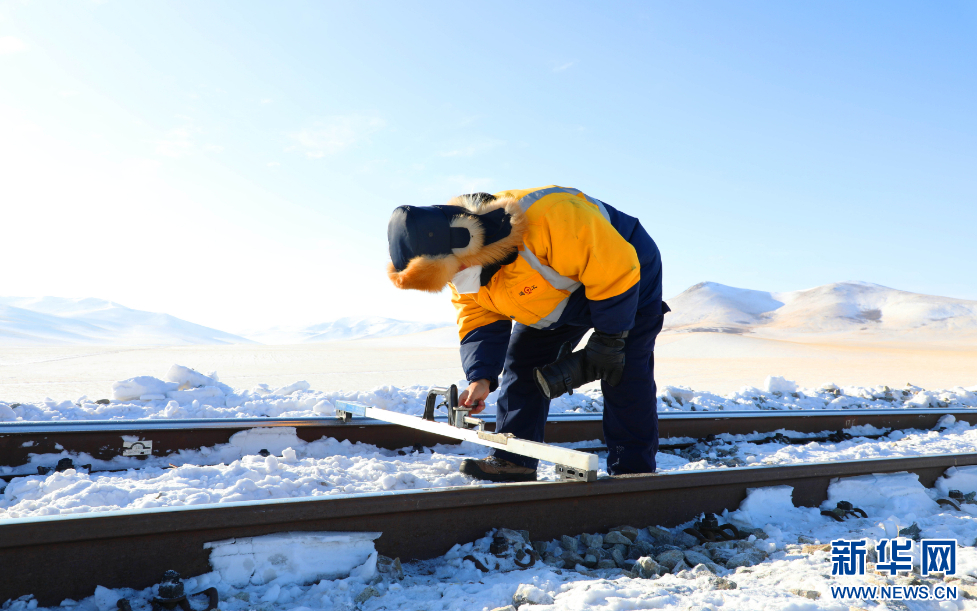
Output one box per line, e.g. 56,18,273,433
664,281,977,337
0,297,252,346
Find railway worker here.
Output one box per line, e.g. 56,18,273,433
386,186,667,482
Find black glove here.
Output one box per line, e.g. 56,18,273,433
585,330,628,387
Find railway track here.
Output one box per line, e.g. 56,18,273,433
3,453,976,605
2,407,975,604
2,408,973,468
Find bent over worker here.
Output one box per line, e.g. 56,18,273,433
386,186,668,482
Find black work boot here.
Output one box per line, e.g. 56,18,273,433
459,456,537,483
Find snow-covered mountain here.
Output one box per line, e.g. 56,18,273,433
0,297,252,345
242,317,452,345
663,281,977,337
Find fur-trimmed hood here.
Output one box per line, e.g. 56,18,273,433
387,195,526,292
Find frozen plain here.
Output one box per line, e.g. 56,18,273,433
3,328,977,403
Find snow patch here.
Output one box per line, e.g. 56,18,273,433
111,377,178,402
729,485,797,527
825,472,938,516
935,465,977,498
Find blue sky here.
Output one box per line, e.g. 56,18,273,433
1,1,974,332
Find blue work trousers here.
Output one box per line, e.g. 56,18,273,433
493,304,664,475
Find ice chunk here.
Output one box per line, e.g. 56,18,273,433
764,376,797,394
349,551,378,581
0,403,16,421
512,584,554,607
228,427,304,456
935,465,977,498
166,365,219,390
112,376,177,402
907,390,939,408
275,381,311,395
661,386,694,404
260,584,280,603
92,586,120,611
205,531,381,587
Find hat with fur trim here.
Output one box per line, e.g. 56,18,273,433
386,193,526,292
388,205,472,272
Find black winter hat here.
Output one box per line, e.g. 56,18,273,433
387,205,475,273
386,192,521,293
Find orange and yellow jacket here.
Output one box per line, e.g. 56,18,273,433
450,186,663,387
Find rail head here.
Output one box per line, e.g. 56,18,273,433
1,407,974,435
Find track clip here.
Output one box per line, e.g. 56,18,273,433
937,489,976,511
118,570,218,611
826,430,853,443
820,500,868,522
684,512,744,542
38,457,91,475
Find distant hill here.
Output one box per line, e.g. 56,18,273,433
242,316,452,345
663,281,977,338
0,297,253,345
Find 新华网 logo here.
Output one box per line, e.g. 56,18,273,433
828,538,958,601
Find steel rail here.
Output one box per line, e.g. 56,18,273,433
2,452,976,605
1,409,974,468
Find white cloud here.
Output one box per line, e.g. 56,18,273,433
57,90,80,98
289,115,385,158
0,36,27,55
153,126,196,158
260,98,272,105
553,61,574,72
0,106,379,332
151,125,223,158
267,161,280,167
439,139,504,158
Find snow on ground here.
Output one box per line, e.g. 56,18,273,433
662,414,977,471
0,428,483,519
5,413,977,520
8,470,977,611
1,364,976,422
4,369,977,608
